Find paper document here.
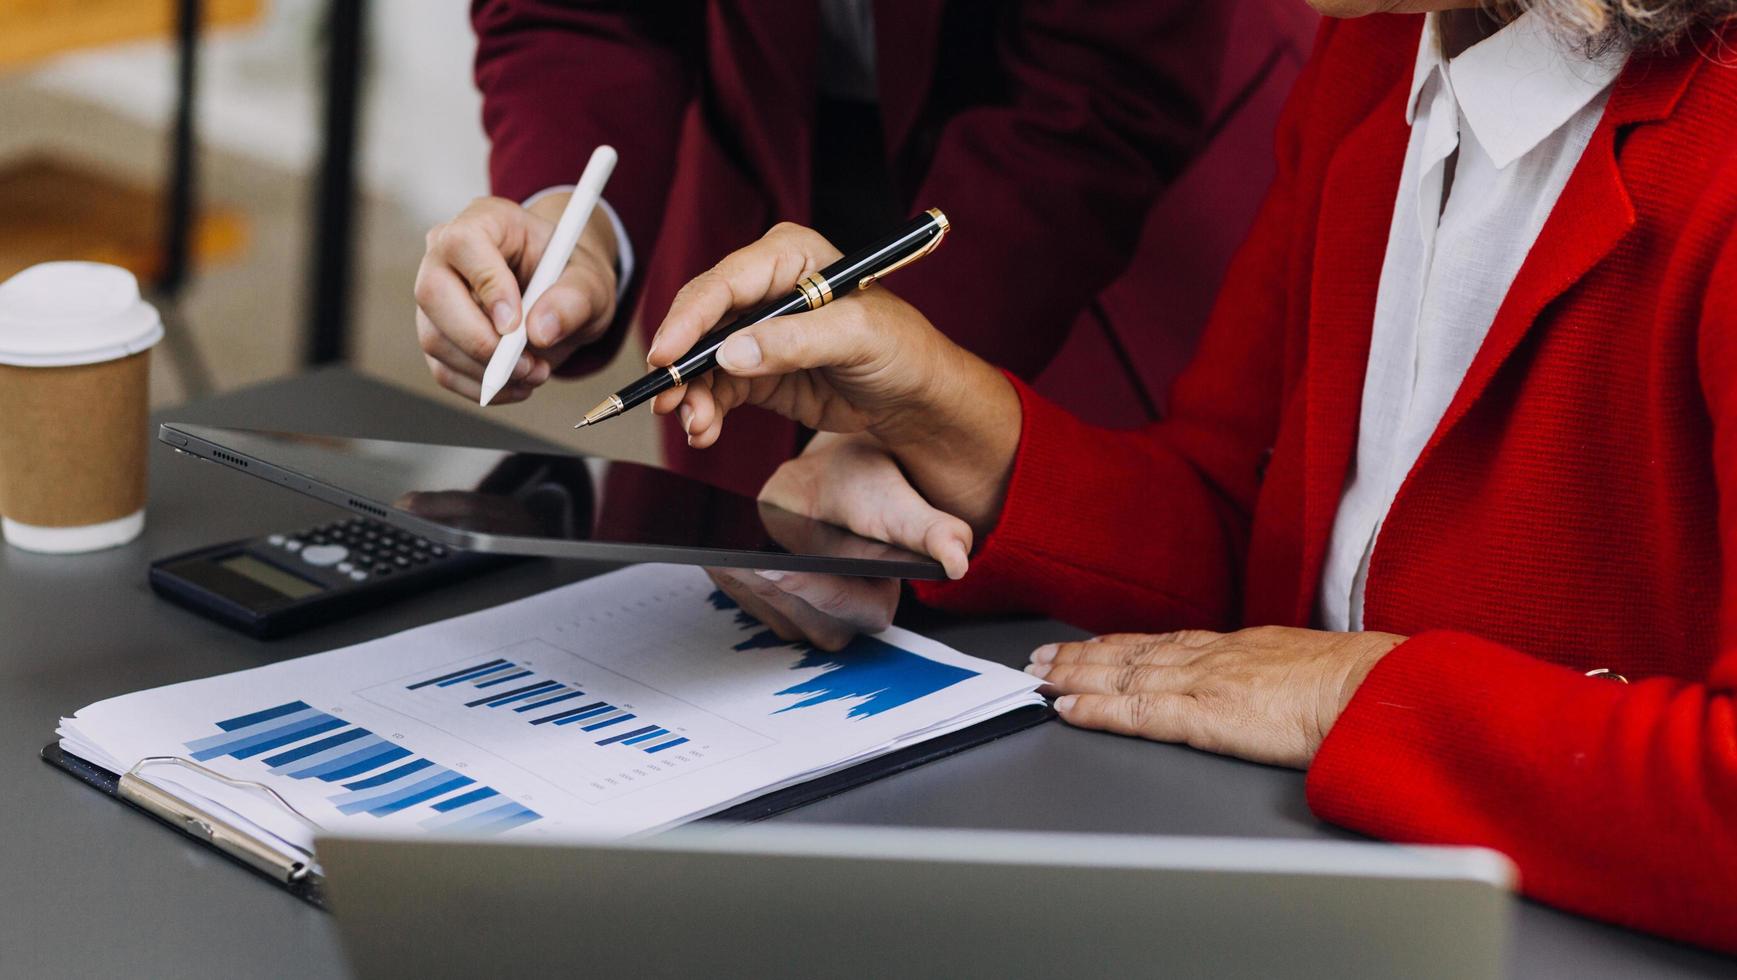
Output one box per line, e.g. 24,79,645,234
59,565,1043,870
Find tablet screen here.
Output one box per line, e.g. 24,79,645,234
161,424,943,578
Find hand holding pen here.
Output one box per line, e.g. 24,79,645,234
575,210,950,431
617,215,1024,539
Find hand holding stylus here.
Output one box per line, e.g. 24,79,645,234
413,146,619,406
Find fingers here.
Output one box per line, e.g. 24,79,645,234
825,451,971,578
754,434,973,579
523,250,617,349
1052,693,1206,745
648,223,841,366
1026,661,1196,696
712,300,879,377
752,570,898,635
665,373,760,450
414,261,506,368
707,569,807,643
1028,633,1218,668
1093,630,1222,649
708,567,872,652
425,199,526,335
417,310,544,385
421,354,540,405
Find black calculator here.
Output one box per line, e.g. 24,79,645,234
149,516,514,638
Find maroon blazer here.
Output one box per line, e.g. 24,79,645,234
473,0,1311,494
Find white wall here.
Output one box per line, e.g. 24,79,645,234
28,0,492,229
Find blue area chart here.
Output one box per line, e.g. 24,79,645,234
184,701,541,835
706,590,978,718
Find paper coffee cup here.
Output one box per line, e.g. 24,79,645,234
0,262,164,553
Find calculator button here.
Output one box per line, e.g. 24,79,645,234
373,564,393,575
300,544,348,567
337,562,354,574
267,534,285,546
393,556,411,568
349,570,368,582
430,545,447,557
411,553,429,564
284,539,304,552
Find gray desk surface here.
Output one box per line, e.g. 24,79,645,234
2,369,1728,979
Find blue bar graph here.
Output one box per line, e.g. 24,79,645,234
405,659,695,757
515,689,586,712
553,706,617,727
596,725,659,746
185,701,541,836
535,702,606,725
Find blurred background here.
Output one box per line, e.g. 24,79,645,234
0,0,658,463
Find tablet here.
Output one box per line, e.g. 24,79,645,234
158,423,944,579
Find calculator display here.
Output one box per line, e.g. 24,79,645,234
219,554,324,599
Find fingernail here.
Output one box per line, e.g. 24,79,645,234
513,354,532,380
1024,663,1051,679
717,335,762,371
491,302,516,333
756,570,786,583
678,404,694,433
1031,644,1057,664
1054,695,1076,712
944,542,969,580
531,311,560,346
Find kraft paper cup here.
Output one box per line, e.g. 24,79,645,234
0,262,164,554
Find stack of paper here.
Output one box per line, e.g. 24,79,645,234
59,565,1044,872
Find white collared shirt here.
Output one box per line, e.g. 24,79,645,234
1317,12,1628,632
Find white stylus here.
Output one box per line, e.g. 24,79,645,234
478,144,618,406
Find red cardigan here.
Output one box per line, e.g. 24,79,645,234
920,15,1737,954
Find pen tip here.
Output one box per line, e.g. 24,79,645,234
572,419,589,429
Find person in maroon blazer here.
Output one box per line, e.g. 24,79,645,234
412,1,1319,497
640,0,1737,956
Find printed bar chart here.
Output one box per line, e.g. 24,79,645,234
403,658,697,756
184,700,542,835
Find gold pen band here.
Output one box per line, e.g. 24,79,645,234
797,272,833,311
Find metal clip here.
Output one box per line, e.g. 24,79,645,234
120,756,320,883
859,208,949,292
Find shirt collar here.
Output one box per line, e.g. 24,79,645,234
1406,11,1628,169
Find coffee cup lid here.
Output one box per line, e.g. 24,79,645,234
0,262,164,367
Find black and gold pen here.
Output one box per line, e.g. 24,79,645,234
573,208,950,428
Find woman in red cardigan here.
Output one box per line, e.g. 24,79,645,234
640,0,1737,953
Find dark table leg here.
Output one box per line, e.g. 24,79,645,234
304,0,368,366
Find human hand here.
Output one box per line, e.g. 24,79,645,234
647,222,1021,532
414,193,619,404
706,432,974,651
1026,627,1405,768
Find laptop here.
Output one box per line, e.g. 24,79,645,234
319,824,1514,978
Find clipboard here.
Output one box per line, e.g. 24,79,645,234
40,703,1052,911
